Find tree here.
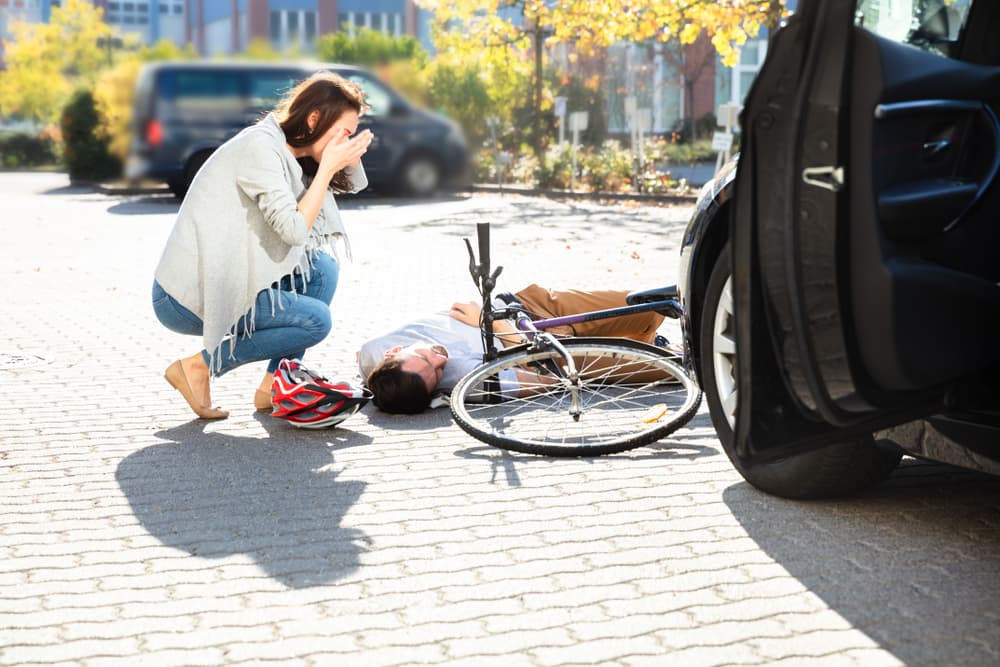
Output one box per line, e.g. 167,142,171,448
0,0,117,126
93,40,197,163
316,27,427,67
416,0,785,156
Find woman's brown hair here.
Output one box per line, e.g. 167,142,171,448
274,71,366,193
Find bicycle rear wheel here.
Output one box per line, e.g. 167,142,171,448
450,337,702,456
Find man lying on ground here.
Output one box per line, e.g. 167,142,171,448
358,284,674,414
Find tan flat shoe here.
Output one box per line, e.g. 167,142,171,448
254,389,273,412
164,360,229,420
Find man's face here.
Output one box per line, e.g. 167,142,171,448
384,342,449,393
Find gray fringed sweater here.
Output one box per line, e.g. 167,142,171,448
153,113,367,370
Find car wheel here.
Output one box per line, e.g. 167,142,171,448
168,151,213,200
167,178,188,200
395,154,442,196
699,243,902,499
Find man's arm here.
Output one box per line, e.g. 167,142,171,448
448,301,524,348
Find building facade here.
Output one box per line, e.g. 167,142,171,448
0,0,426,58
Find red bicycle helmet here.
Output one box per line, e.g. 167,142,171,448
268,358,372,429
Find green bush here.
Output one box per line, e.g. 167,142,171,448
581,140,633,192
60,88,121,182
426,63,492,150
317,27,427,67
534,143,575,190
659,138,719,164
0,132,58,168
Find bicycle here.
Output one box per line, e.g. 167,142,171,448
450,222,703,457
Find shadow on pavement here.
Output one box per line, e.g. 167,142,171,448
724,458,1000,666
115,418,373,589
453,438,718,488
106,196,181,215
361,404,455,432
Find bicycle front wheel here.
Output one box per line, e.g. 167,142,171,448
450,337,702,456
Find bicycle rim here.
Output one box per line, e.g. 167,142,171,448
450,338,702,456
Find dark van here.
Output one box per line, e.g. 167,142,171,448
126,61,469,198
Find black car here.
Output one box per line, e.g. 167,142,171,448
678,0,1000,498
126,61,470,199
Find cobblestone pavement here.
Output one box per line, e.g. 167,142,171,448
1,172,998,666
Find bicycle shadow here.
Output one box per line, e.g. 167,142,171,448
453,438,717,488
115,416,373,589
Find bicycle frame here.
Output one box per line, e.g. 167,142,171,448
465,222,683,416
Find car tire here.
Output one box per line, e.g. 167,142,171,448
167,178,188,200
395,154,442,197
699,243,902,499
170,151,213,201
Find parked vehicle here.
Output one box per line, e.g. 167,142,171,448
678,0,1000,498
126,61,469,199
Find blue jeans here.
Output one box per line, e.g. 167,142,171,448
152,251,339,376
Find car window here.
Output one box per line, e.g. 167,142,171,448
162,70,245,114
342,72,393,117
855,0,974,57
248,71,302,108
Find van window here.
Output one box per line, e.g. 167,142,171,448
343,72,393,117
248,71,303,108
161,70,245,115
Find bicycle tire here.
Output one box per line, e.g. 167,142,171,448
450,337,702,456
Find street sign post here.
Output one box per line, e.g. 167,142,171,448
554,96,567,145
569,110,589,191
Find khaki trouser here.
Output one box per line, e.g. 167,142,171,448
513,284,662,344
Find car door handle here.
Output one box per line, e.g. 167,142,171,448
802,165,845,192
923,139,951,157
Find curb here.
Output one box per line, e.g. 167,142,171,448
470,183,699,205
88,180,700,205
93,180,173,196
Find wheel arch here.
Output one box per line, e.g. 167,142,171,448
687,198,732,386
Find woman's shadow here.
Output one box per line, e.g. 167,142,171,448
115,414,373,589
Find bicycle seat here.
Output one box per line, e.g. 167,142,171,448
626,286,681,318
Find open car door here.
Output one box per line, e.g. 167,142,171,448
731,0,1000,462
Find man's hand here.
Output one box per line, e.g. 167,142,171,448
449,301,481,327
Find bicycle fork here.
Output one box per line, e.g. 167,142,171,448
530,333,583,422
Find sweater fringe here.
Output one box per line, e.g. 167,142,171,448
208,239,340,376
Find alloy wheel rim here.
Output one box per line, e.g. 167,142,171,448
712,274,737,429
408,159,439,194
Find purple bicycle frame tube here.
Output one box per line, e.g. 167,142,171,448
527,300,674,332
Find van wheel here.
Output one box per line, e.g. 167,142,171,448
167,179,188,200
395,154,442,197
699,243,902,499
185,151,212,189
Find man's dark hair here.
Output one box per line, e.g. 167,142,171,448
366,357,432,414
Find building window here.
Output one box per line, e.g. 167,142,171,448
729,39,768,104
337,11,404,37
304,11,316,43
270,10,281,43
270,10,318,50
